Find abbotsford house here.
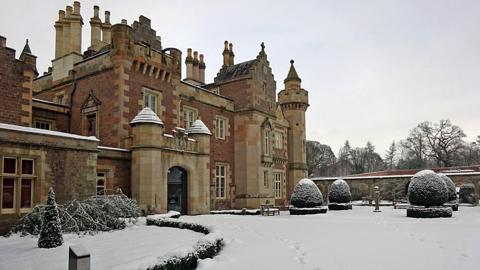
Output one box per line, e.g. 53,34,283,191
0,2,309,233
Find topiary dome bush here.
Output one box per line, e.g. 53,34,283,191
408,170,448,207
290,178,323,208
328,179,352,203
459,183,476,204
438,173,457,201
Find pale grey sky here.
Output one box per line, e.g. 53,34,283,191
1,0,479,155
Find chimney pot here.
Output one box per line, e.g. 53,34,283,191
66,6,73,17
0,36,6,48
121,19,127,24
58,10,65,20
105,11,111,23
73,1,81,15
93,6,99,18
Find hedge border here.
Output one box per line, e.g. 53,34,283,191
210,209,260,215
289,207,327,215
328,203,353,211
146,218,224,270
444,202,459,211
406,207,452,218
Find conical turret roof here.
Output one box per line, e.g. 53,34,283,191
130,107,164,126
186,119,211,135
284,59,301,83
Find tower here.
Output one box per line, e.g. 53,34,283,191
278,60,309,199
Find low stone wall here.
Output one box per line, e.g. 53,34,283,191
0,124,98,235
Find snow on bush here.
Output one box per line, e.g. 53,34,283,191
406,207,452,218
437,173,457,201
290,178,324,208
38,188,63,248
407,170,448,207
328,179,352,203
459,184,476,204
147,211,181,220
146,218,224,270
11,189,138,236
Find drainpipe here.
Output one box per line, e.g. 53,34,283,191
68,70,77,133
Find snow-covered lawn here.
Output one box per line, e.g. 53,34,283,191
0,218,203,270
185,206,480,270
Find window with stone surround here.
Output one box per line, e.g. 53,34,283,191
143,89,159,114
274,173,282,198
96,172,106,195
215,164,226,199
33,118,53,130
263,170,269,188
215,117,226,140
274,131,283,149
264,129,271,155
183,107,197,129
1,157,35,214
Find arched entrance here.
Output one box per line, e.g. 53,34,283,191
167,166,188,215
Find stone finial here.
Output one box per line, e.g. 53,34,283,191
261,42,265,52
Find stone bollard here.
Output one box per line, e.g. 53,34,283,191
373,186,381,212
69,245,90,270
241,208,246,215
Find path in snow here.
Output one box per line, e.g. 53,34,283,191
184,206,480,270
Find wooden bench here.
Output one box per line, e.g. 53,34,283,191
260,204,280,216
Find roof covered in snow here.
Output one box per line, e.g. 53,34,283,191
186,119,211,135
0,123,99,142
130,107,164,126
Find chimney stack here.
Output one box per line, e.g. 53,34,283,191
102,11,112,44
222,40,230,67
0,36,6,48
61,2,83,56
229,43,234,65
73,1,80,15
54,10,65,58
199,54,206,84
193,51,199,81
89,6,102,50
185,48,194,80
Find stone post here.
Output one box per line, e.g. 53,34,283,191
373,186,381,212
69,245,90,270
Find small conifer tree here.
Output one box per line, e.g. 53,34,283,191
38,187,63,248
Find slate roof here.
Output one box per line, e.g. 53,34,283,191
215,59,256,82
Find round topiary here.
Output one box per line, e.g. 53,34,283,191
328,179,352,203
407,170,448,207
459,184,476,204
437,173,457,201
290,178,323,208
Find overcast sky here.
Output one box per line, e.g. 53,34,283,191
1,0,479,155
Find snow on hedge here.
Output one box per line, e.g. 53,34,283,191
290,178,324,208
437,173,457,201
328,179,352,203
408,170,448,207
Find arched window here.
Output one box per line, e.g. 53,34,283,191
96,172,106,195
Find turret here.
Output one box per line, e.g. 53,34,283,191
186,119,211,154
278,60,309,199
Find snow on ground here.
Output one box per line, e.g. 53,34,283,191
184,206,480,270
0,218,202,270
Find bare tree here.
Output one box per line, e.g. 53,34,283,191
306,140,336,177
418,120,466,167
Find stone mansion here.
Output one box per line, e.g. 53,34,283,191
0,2,309,232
